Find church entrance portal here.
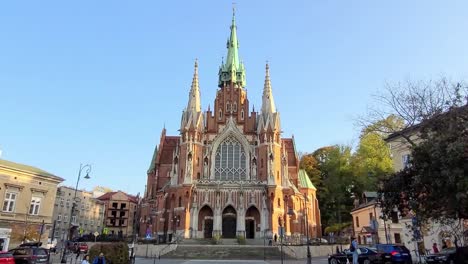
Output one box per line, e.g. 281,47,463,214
246,219,255,238
204,219,213,238
222,206,237,238
198,206,214,239
245,206,260,239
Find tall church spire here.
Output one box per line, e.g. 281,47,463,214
187,59,201,112
261,63,276,114
218,8,246,88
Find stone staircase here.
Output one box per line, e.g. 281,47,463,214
162,244,290,260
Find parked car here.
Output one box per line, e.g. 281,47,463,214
375,244,412,264
328,247,382,264
9,243,49,264
425,247,456,264
305,237,329,245
78,243,88,253
0,251,15,264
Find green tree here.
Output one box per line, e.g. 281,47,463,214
312,145,354,228
380,105,468,224
351,128,395,195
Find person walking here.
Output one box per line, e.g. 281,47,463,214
92,253,106,264
81,255,90,264
433,243,439,253
350,237,358,264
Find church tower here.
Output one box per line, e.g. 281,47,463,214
140,9,321,243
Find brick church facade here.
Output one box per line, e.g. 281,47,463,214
139,11,321,242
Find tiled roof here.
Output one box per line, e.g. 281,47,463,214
298,169,316,190
0,159,64,181
97,191,138,203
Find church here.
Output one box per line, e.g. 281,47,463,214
139,11,321,242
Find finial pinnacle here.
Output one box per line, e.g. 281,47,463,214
195,58,198,68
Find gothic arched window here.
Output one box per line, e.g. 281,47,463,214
214,135,247,181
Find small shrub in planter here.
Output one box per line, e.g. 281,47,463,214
89,242,129,264
236,235,246,245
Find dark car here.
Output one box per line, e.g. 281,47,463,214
328,247,382,264
9,243,49,264
375,244,412,264
425,248,456,264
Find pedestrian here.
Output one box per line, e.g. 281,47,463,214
274,233,278,244
92,253,106,264
432,243,439,254
81,255,90,264
442,240,447,249
350,236,358,264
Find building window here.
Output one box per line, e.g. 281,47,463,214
219,110,222,120
60,198,64,206
29,197,41,215
226,101,230,112
214,135,247,181
58,215,62,221
402,154,411,168
394,233,401,243
233,102,237,112
2,192,17,212
241,109,244,120
72,215,77,224
356,216,360,228
66,199,70,207
64,215,69,222
391,211,399,223
91,220,94,226
178,197,182,207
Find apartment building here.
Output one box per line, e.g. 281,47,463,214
0,159,63,249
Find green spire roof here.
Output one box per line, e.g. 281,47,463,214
218,9,246,88
298,169,317,190
147,145,158,173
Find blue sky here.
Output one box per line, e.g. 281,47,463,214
1,1,467,194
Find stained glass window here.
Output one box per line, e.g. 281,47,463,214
214,135,247,180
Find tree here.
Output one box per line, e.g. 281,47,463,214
299,154,321,192
350,123,395,195
311,145,354,228
380,105,468,222
359,77,467,146
373,78,468,246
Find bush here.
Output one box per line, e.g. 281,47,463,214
89,242,129,264
212,234,221,245
236,235,246,245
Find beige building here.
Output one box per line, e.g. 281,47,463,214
0,159,63,250
52,186,105,241
97,191,138,238
351,192,403,246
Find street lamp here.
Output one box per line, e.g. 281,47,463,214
61,164,91,263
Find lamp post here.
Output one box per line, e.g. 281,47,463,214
60,164,91,264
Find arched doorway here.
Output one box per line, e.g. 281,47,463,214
222,206,237,238
245,206,260,239
198,205,214,238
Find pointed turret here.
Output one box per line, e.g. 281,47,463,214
218,9,246,88
187,59,201,112
180,59,204,133
258,63,280,134
261,63,276,114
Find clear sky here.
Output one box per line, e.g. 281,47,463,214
1,1,467,195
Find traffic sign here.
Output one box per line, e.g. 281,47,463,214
93,232,99,237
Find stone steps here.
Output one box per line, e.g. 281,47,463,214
162,244,291,260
